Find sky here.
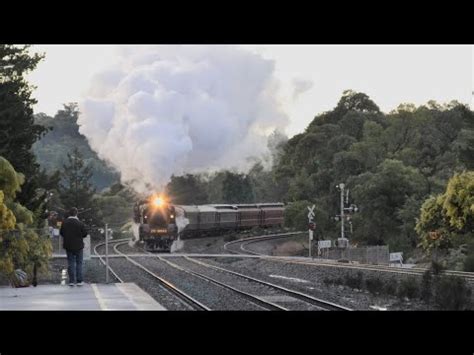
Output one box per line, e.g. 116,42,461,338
27,45,473,138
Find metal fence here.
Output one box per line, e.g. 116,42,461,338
317,245,390,265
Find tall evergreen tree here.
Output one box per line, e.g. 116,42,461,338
0,45,47,215
59,147,100,227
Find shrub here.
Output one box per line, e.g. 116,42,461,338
398,277,419,300
463,254,474,272
433,275,472,310
430,260,445,275
344,271,363,290
383,277,398,296
420,269,433,303
365,277,384,295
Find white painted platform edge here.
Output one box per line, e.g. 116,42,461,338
116,283,166,310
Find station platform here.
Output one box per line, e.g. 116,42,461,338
0,283,165,310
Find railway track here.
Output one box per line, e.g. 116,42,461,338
111,241,210,310
180,256,351,311
93,239,128,283
118,241,350,311
93,239,209,310
223,231,304,254
222,233,474,282
269,257,474,283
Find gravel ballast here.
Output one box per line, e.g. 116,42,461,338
195,257,434,310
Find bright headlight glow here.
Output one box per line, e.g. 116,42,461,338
153,197,164,207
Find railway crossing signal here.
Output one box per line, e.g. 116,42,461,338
307,205,315,220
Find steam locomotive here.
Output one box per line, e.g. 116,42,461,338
132,196,285,252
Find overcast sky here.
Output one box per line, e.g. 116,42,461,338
27,45,473,137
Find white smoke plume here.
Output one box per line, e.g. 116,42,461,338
78,46,289,194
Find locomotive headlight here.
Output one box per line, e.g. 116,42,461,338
153,197,164,207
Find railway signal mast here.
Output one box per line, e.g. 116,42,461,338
334,183,358,248
307,205,316,258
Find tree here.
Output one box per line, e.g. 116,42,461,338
166,174,209,205
248,162,280,202
221,171,254,203
454,129,474,170
0,156,52,281
416,171,474,253
349,159,427,247
33,103,120,190
283,200,333,239
59,147,100,227
442,172,474,232
0,45,47,214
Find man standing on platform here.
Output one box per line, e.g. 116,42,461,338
60,207,88,286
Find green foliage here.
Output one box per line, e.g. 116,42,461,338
59,148,101,228
454,129,474,169
221,171,254,203
0,157,23,199
383,277,398,295
0,157,52,280
442,172,474,231
248,162,281,202
271,91,473,252
397,277,419,299
0,45,48,215
0,190,16,243
344,271,363,290
420,270,433,303
463,243,474,271
283,200,319,231
463,254,474,272
418,262,471,309
166,174,209,205
33,104,120,190
416,172,474,253
95,183,136,224
365,277,384,295
433,275,471,310
350,159,427,246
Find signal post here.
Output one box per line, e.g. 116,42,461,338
307,205,316,258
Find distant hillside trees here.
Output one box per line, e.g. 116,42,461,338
33,103,120,190
165,90,473,263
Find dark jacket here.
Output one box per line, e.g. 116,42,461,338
60,217,88,251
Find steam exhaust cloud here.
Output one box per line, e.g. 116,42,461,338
78,46,289,194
